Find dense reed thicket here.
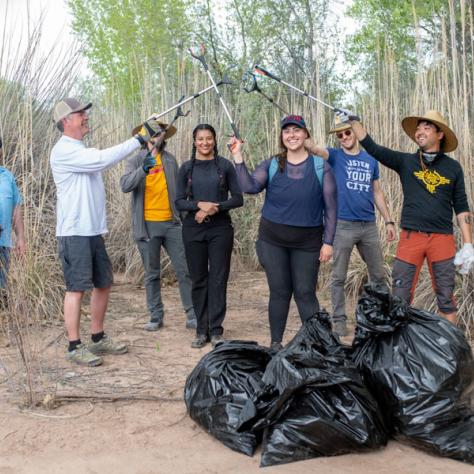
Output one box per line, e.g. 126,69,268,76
0,0,473,405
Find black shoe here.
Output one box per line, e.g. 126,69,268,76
270,341,283,352
211,335,225,348
191,334,209,349
333,320,349,337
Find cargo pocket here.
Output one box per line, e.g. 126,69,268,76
431,258,456,313
392,258,418,304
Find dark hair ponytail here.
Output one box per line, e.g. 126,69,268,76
186,143,197,199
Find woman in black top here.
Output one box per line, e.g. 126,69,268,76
175,124,243,348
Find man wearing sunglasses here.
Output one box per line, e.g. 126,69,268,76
335,109,472,326
305,119,395,336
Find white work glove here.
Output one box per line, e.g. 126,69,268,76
335,108,360,123
454,243,474,275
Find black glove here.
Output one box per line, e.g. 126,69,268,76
135,117,162,145
335,108,361,123
142,153,156,173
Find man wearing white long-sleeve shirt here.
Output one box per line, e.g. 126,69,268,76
51,98,156,366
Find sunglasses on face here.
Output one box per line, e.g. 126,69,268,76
336,130,352,139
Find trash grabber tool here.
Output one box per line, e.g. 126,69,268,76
242,70,288,114
148,95,192,155
151,77,232,121
167,95,191,129
189,44,242,140
254,65,341,112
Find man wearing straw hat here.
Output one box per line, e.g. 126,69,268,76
305,118,395,336
120,121,196,332
50,97,162,366
338,109,473,324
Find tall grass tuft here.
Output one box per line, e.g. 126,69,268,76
0,8,82,405
1,0,473,408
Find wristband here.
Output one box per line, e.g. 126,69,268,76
385,221,395,226
135,134,146,146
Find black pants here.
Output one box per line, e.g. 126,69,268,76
182,222,234,337
256,239,322,343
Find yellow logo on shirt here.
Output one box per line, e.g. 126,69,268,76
414,169,450,194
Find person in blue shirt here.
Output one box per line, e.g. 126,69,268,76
0,138,26,290
305,118,395,336
228,115,337,350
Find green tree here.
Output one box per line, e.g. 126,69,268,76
68,0,191,99
345,0,450,78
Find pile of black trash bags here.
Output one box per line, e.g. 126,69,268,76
185,285,474,467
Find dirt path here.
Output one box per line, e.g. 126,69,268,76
0,271,471,473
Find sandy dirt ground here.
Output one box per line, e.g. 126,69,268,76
0,270,472,474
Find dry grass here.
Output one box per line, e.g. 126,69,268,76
0,1,473,406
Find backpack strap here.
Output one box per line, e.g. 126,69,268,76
268,155,324,189
268,157,278,184
311,155,325,189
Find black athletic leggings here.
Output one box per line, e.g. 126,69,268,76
256,238,322,343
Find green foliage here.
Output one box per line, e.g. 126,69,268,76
345,0,449,78
68,0,192,100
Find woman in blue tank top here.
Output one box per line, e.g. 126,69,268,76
228,115,337,350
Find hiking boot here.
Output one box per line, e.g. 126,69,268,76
88,335,128,355
185,318,197,330
66,344,103,367
333,320,349,337
191,334,209,349
270,341,283,352
144,320,164,331
211,335,225,348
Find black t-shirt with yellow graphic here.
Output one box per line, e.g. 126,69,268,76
360,134,469,234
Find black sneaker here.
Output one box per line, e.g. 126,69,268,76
191,334,209,349
270,341,283,352
211,335,225,348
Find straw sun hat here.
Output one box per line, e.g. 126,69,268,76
131,120,177,140
401,110,458,153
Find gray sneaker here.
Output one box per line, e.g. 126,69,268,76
185,318,197,329
144,320,164,331
66,344,103,367
333,320,349,337
88,335,128,355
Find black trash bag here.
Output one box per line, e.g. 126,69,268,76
238,312,387,467
184,340,271,456
352,284,474,464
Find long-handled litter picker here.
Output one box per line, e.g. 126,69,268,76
166,95,191,130
147,95,192,155
242,70,288,114
189,44,242,141
150,77,232,121
253,64,342,113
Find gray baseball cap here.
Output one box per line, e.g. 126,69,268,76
53,98,92,123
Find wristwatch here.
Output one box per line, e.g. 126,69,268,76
385,221,395,226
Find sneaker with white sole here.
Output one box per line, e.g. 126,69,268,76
66,343,103,366
88,335,128,355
